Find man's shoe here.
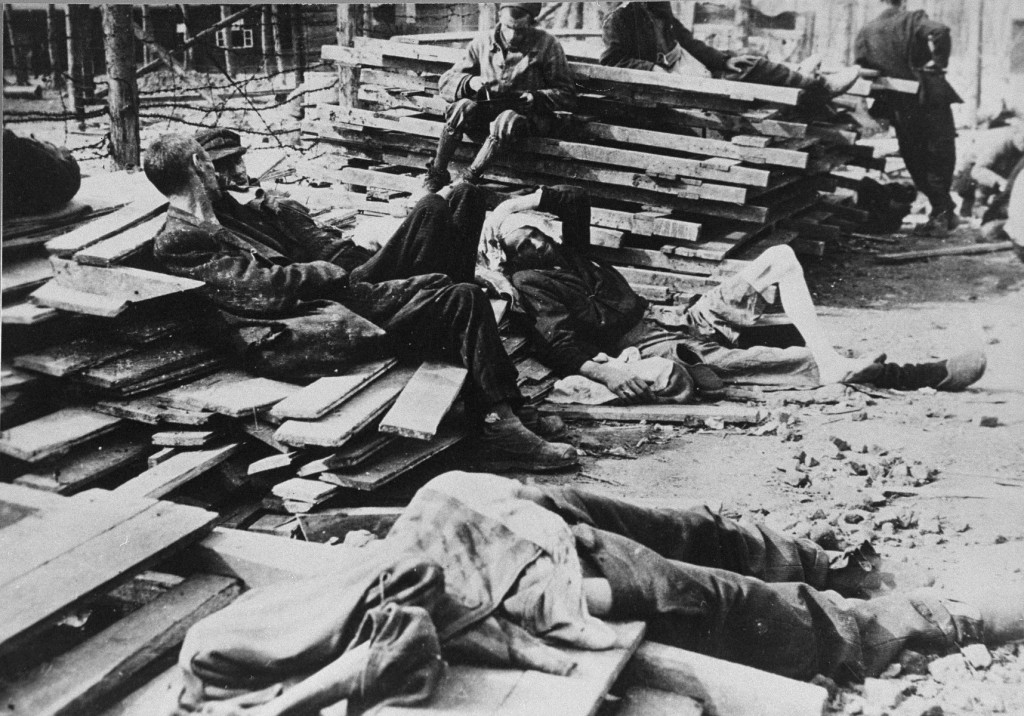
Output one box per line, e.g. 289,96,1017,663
517,406,569,441
822,66,861,97
476,415,578,473
422,163,452,193
935,349,986,391
826,541,895,599
797,54,823,75
912,209,960,237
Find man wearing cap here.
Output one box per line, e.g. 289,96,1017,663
600,2,860,108
143,133,579,473
425,3,576,191
194,128,374,272
480,184,987,400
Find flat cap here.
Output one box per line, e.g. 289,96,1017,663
194,128,246,161
499,3,543,18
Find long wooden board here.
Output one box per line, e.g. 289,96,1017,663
537,403,764,425
12,430,151,495
76,340,216,390
0,407,123,462
113,443,240,499
14,335,135,377
72,214,167,267
1,573,240,716
274,365,417,448
183,375,300,417
379,361,466,440
0,486,217,655
269,358,397,421
44,191,167,257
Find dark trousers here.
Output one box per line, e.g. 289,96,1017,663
892,103,957,216
529,487,963,682
345,186,521,415
720,56,828,105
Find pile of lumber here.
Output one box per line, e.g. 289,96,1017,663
306,37,892,301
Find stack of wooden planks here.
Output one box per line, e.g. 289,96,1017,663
307,37,892,302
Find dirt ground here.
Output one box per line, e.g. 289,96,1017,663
6,78,1024,715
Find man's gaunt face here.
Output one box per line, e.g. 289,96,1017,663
502,227,558,272
214,155,250,191
193,148,223,198
498,7,531,41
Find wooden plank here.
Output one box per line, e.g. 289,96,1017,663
48,257,204,301
374,621,646,716
268,357,397,420
537,403,763,426
151,430,218,447
11,431,150,495
379,361,466,440
44,191,166,257
320,423,465,491
14,335,135,377
618,686,703,716
1,301,59,325
0,492,217,656
0,408,122,462
1,573,240,716
296,506,403,542
152,370,252,410
94,665,181,716
586,245,721,277
95,397,214,426
274,365,417,448
72,214,166,266
615,267,716,293
622,641,828,716
876,241,1015,264
29,281,129,317
114,444,240,499
76,340,216,389
2,255,53,299
185,375,300,417
106,357,223,398
296,432,395,476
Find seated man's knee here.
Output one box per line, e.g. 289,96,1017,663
447,180,486,204
489,110,529,145
445,99,477,131
760,244,800,274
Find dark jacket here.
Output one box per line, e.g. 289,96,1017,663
438,25,576,113
854,7,962,110
152,207,390,380
600,2,729,73
510,186,647,376
3,129,82,216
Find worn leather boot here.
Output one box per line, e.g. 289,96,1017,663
424,126,461,191
517,405,569,441
461,135,501,184
476,413,578,472
912,209,961,237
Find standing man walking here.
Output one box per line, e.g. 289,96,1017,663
855,0,962,236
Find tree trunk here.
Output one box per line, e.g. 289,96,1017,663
736,0,753,50
271,4,285,75
291,4,306,85
81,8,95,100
180,4,192,70
140,5,152,64
261,5,272,75
46,4,62,80
65,4,86,128
220,5,234,77
5,5,30,85
973,0,984,126
101,5,140,170
337,3,362,109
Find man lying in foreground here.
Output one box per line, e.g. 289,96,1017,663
175,472,1024,716
481,184,986,402
143,133,576,472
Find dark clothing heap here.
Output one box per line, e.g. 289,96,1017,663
2,129,82,217
153,185,520,412
855,7,961,217
599,2,832,106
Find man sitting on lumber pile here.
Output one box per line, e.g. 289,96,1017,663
483,184,986,401
424,2,576,192
600,2,860,108
142,133,577,472
174,472,1024,715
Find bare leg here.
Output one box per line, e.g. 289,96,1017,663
739,246,877,384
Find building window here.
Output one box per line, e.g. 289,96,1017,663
215,25,254,49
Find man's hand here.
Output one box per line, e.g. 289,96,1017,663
581,355,654,403
468,76,485,92
519,92,535,111
724,55,758,75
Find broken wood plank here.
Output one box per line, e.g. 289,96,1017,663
72,214,166,266
1,573,240,716
114,444,240,499
44,190,166,257
247,451,297,475
0,408,122,462
622,641,828,716
1,301,59,325
28,282,130,317
184,375,300,417
379,361,467,441
268,357,397,421
320,422,465,491
11,430,150,495
875,241,1015,264
105,358,223,398
14,335,135,377
76,339,217,390
151,430,218,448
94,396,215,427
0,487,217,656
297,432,395,476
537,403,764,426
2,255,53,300
274,365,417,448
147,447,177,469
152,370,252,410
